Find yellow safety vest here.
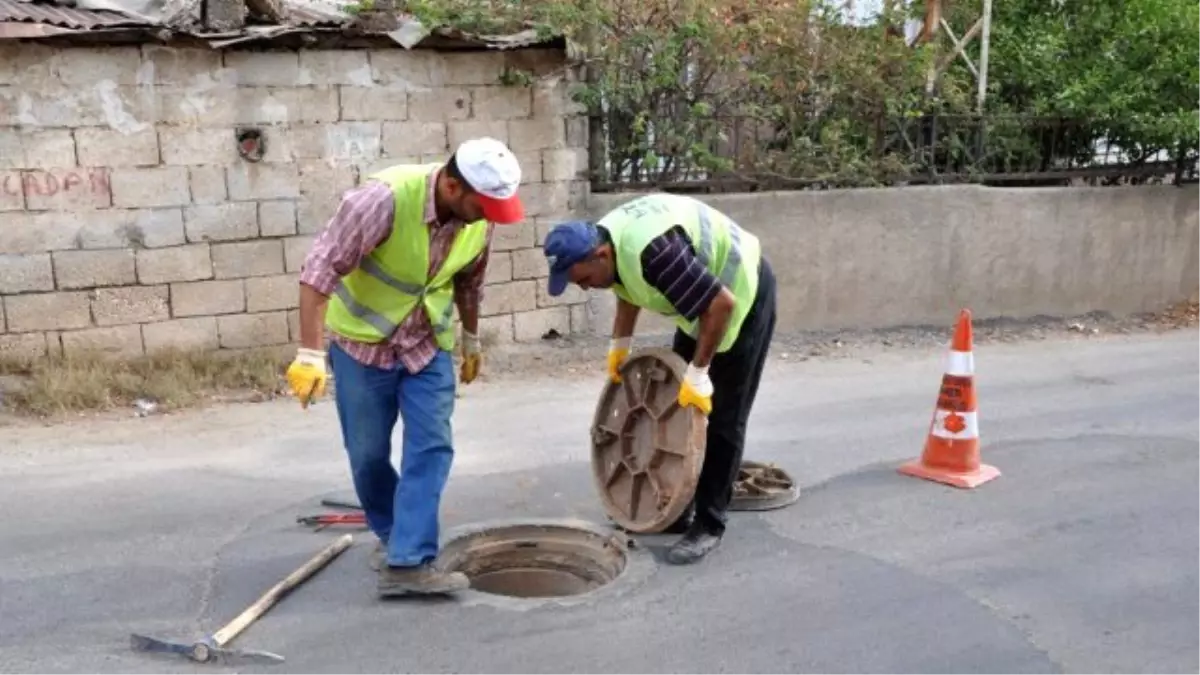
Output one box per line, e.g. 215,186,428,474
324,163,489,352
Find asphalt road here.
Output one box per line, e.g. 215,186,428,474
0,330,1196,674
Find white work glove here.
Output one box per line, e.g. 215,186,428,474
678,362,714,415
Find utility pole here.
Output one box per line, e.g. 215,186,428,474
920,0,995,112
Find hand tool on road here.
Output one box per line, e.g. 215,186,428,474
129,533,354,666
320,496,364,511
297,512,367,530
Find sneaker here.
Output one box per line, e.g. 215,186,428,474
665,525,723,565
378,563,470,598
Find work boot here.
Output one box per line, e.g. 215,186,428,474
369,540,386,572
665,525,722,565
377,563,469,598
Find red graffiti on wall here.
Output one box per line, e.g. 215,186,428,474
1,168,111,199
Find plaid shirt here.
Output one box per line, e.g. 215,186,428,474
299,166,493,373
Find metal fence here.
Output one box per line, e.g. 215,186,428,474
588,112,1200,193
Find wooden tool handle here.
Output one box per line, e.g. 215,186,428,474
211,533,354,648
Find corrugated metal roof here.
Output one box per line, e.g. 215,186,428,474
0,0,145,27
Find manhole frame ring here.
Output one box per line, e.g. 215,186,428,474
434,517,657,610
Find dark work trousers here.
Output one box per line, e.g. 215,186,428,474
672,256,778,536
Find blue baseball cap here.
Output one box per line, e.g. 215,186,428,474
543,220,601,297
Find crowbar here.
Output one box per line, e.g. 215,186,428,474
130,533,354,665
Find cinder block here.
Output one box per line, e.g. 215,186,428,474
284,235,315,273
285,87,341,123
537,280,588,307
142,316,219,352
504,49,568,78
119,207,187,249
369,50,443,89
53,47,142,86
514,307,570,341
408,89,471,123
382,122,447,157
296,199,337,235
170,279,245,317
472,87,532,120
111,167,191,208
52,249,137,289
92,285,169,326
189,166,228,204
140,46,223,86
512,152,541,184
211,240,284,279
533,218,556,246
442,52,506,86
76,128,160,167
226,163,300,201
493,223,536,252
507,118,565,152
228,87,339,125
0,171,23,211
0,129,76,170
0,253,54,293
0,43,54,86
340,86,408,121
484,251,513,285
510,247,547,280
480,280,536,316
567,179,588,211
542,148,588,182
289,122,382,162
522,182,570,218
298,159,357,202
0,212,77,254
531,80,587,119
259,200,298,237
245,273,299,312
287,307,300,342
184,202,259,242
447,120,508,150
477,313,514,345
225,51,300,86
22,168,114,211
217,311,290,348
5,291,91,332
61,325,144,357
565,116,588,148
137,244,213,284
0,332,49,359
160,128,234,165
299,50,373,86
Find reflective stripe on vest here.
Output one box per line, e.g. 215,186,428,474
694,200,744,290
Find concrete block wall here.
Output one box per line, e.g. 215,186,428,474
0,42,589,360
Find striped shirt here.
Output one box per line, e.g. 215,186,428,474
299,166,493,373
638,226,724,321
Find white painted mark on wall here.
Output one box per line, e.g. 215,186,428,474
95,80,149,134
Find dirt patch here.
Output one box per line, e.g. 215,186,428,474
0,347,288,420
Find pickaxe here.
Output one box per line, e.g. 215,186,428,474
130,533,354,666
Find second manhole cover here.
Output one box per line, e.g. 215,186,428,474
590,348,707,534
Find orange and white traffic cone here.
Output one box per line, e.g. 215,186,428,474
898,309,1000,489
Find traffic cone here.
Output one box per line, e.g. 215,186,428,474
898,309,1000,489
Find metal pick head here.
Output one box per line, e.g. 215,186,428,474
130,633,286,666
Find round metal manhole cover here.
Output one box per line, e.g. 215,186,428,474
590,348,707,534
729,460,800,511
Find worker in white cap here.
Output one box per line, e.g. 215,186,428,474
286,138,525,598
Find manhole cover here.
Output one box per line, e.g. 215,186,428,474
436,522,630,599
590,348,707,534
729,460,800,511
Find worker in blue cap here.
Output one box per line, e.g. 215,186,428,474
543,192,777,565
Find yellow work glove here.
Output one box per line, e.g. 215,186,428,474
678,362,714,415
286,347,328,409
607,337,631,383
460,330,482,384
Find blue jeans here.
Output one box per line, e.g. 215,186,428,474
328,343,457,568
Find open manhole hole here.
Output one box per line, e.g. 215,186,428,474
437,521,630,599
